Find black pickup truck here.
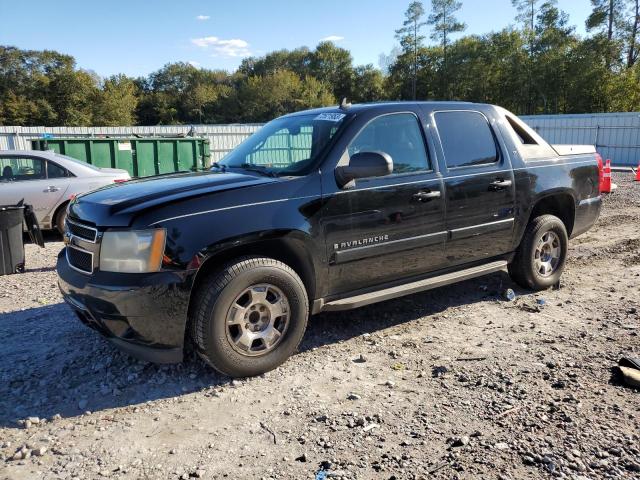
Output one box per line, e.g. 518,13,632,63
57,102,602,377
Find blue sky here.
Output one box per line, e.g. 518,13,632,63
0,0,592,78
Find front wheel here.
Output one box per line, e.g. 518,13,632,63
55,206,68,235
190,257,309,378
508,214,568,290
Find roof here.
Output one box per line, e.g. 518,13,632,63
0,149,60,158
284,101,490,117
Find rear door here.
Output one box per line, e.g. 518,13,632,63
431,110,516,265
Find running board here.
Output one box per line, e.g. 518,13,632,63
321,260,508,312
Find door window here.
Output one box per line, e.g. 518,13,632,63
0,157,45,182
348,113,430,174
47,161,69,179
435,111,498,169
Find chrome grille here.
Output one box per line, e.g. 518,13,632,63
66,219,97,243
66,246,94,274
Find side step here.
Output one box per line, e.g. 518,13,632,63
321,260,508,312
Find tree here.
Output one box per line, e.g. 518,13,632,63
233,70,334,123
395,1,427,99
351,65,386,102
532,5,576,113
587,0,625,40
47,68,98,126
511,0,567,113
427,0,466,98
586,0,627,67
93,74,138,126
239,47,312,77
309,41,354,100
607,61,640,109
378,46,401,74
624,0,639,67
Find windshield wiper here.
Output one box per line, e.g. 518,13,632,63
237,164,278,177
211,162,227,172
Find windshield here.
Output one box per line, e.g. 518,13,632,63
219,113,347,175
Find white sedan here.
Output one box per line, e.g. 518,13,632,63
0,150,130,232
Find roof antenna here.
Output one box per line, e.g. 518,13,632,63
339,97,352,111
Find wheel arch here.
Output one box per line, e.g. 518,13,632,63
52,199,71,231
186,231,320,321
526,191,576,237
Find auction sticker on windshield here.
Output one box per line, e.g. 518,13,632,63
315,113,346,122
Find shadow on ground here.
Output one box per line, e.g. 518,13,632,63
0,270,519,428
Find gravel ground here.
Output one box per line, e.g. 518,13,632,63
1,173,639,480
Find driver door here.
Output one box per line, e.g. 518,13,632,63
321,111,447,296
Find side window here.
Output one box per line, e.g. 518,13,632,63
435,111,498,169
47,161,69,179
348,113,430,174
0,157,45,182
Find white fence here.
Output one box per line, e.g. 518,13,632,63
2,111,639,166
0,125,262,162
521,112,640,167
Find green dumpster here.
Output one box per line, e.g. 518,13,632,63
31,137,211,178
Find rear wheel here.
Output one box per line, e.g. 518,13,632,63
508,214,568,290
190,256,308,378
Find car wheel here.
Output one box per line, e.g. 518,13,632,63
190,256,309,378
508,214,568,290
55,205,68,235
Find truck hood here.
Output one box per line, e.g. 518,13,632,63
68,171,275,227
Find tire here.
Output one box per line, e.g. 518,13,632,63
190,256,309,378
508,214,568,290
55,204,68,235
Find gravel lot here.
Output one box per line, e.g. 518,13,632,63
1,173,639,480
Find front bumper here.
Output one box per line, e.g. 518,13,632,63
57,248,193,363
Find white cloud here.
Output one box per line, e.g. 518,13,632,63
191,36,251,57
196,15,210,20
320,35,344,42
188,60,201,67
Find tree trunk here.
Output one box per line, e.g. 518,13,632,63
443,6,448,99
628,0,640,67
608,0,614,41
413,20,417,100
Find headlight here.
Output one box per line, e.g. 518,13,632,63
100,229,166,273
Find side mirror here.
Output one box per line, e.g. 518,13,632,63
336,151,393,188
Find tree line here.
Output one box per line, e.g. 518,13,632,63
1,0,639,127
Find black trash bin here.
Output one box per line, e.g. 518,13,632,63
0,205,26,275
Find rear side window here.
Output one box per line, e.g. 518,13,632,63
506,115,538,145
348,113,430,174
47,161,69,179
435,111,498,169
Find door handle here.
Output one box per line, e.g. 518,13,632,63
489,179,512,191
43,186,60,193
413,190,441,202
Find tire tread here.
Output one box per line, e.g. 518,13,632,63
509,214,567,290
190,256,307,376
